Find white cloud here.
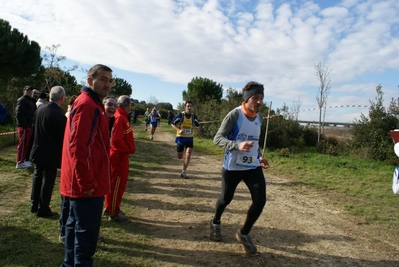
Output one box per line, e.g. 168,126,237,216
1,0,398,121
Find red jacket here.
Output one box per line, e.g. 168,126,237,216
111,107,136,156
60,87,111,198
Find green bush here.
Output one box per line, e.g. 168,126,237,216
276,147,290,157
351,85,399,161
318,136,338,153
263,117,318,150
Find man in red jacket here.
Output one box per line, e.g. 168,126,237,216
104,95,136,222
60,64,113,267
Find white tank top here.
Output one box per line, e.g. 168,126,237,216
223,107,262,171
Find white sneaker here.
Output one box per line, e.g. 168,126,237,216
24,160,32,166
16,162,30,169
150,135,153,140
181,170,188,179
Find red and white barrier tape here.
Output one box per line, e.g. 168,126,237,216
0,131,17,136
199,104,388,124
297,105,372,113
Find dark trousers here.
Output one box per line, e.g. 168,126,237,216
59,196,70,237
26,131,34,161
213,167,266,235
30,164,57,214
61,196,103,267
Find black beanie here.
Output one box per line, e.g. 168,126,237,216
243,86,264,102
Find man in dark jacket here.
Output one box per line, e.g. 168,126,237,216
15,85,36,169
0,103,7,123
30,86,66,217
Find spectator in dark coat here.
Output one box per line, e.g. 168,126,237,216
30,86,67,217
167,110,174,125
15,85,36,169
0,103,7,123
25,89,39,163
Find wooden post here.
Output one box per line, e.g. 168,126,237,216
262,101,272,156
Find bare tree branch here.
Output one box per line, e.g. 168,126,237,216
314,62,332,143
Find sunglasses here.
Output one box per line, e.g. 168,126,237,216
106,102,117,107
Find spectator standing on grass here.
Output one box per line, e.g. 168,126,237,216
60,64,113,267
103,96,117,135
133,108,139,124
0,103,7,123
167,110,174,125
171,101,200,178
36,92,48,108
65,95,78,118
157,110,161,125
30,86,66,217
127,108,133,124
104,95,136,222
209,81,269,255
148,107,160,140
32,89,40,101
144,107,150,130
59,96,115,245
26,88,39,164
15,85,36,169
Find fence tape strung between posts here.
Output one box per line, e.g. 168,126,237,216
0,131,17,136
0,104,387,135
197,104,383,124
265,104,394,120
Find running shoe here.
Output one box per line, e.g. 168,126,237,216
102,208,109,217
209,220,222,241
181,170,188,179
109,211,130,222
235,231,257,255
16,162,30,169
59,235,65,245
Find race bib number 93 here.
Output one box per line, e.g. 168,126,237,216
235,153,257,167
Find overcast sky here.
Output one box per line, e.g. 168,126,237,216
1,0,398,122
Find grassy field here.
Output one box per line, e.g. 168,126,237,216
0,121,398,266
0,124,17,149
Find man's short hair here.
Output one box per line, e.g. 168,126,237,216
87,64,113,79
49,86,65,102
38,92,47,99
117,95,131,108
185,101,193,106
68,95,78,106
103,96,117,104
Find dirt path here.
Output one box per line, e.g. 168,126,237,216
129,126,399,267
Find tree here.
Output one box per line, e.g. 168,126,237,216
42,44,78,92
183,77,223,104
351,85,399,162
61,71,80,96
290,99,302,121
0,19,42,123
157,102,173,111
0,19,42,82
314,62,332,144
147,96,159,106
110,77,133,97
223,87,242,110
276,103,290,120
